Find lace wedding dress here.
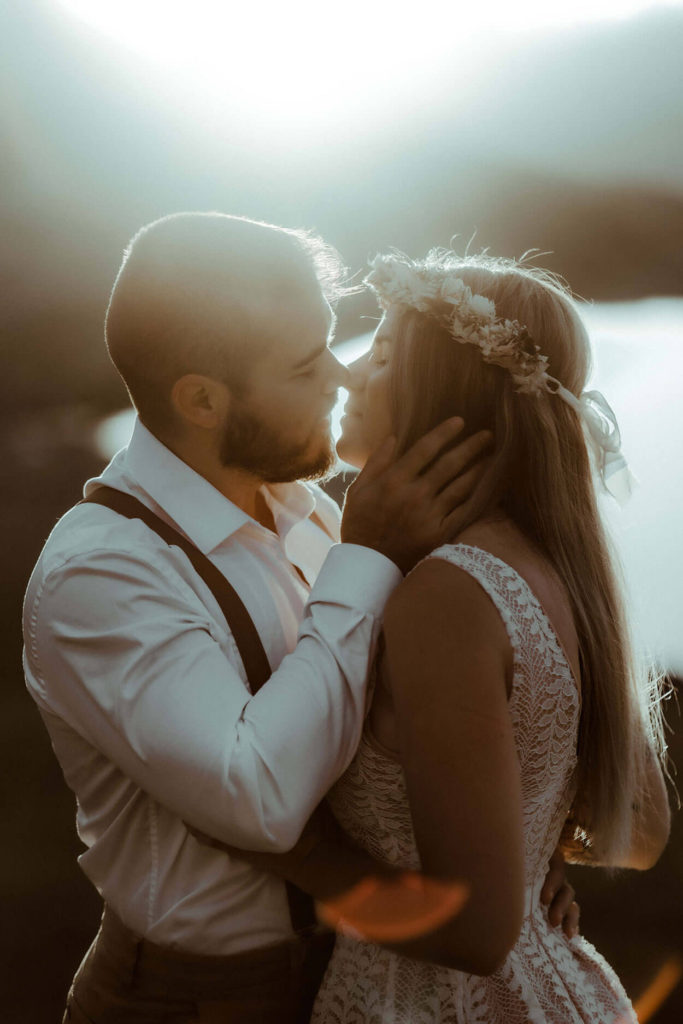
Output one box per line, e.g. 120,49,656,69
311,544,636,1024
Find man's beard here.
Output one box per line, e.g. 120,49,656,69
218,402,337,483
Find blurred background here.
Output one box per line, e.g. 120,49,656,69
2,0,682,1019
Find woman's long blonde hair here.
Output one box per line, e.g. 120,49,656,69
387,251,667,863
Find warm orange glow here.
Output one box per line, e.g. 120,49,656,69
316,872,469,942
631,955,682,1023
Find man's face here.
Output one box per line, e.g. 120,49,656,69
219,279,349,483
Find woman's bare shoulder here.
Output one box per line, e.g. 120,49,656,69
385,549,512,666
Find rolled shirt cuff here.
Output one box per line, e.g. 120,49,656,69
309,542,403,618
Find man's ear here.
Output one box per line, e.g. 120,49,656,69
170,374,230,430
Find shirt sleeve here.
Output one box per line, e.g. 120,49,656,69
24,539,401,852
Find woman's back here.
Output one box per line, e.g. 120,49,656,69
312,538,636,1023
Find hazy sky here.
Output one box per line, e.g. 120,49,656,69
53,0,683,136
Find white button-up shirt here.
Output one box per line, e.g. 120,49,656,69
23,419,401,954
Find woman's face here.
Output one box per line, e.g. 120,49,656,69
336,307,401,470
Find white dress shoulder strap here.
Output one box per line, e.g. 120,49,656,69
424,543,577,702
425,542,528,648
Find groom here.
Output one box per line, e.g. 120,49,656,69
23,212,575,1024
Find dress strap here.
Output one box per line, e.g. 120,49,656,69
425,543,579,704
425,543,526,655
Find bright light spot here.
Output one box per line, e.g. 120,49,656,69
317,871,469,942
55,0,683,129
631,955,682,1022
94,408,137,460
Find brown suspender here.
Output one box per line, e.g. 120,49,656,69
81,483,319,933
83,485,272,689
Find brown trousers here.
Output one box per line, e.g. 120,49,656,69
62,907,335,1024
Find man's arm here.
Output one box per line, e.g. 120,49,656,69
25,419,492,853
24,540,398,853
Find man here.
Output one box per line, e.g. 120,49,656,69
23,212,574,1023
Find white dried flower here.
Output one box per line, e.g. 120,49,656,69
468,294,497,320
439,275,469,304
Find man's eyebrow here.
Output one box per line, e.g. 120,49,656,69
290,312,337,370
291,342,327,370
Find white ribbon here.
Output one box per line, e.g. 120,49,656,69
549,381,636,506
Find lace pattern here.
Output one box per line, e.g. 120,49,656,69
312,545,636,1024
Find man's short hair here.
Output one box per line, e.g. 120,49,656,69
105,212,349,435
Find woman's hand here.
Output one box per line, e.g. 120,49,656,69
541,847,580,938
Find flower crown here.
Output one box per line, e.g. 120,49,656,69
364,253,550,394
364,252,635,505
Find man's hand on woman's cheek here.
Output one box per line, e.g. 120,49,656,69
341,418,494,574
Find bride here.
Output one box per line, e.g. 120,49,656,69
200,250,671,1022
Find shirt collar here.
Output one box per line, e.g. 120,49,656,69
90,417,319,554
263,482,317,543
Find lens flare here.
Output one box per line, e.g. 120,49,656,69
316,871,469,942
631,955,683,1023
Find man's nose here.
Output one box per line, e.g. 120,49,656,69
323,351,351,392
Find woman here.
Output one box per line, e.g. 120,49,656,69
196,250,671,1022
306,250,670,1023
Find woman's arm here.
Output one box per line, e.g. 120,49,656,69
381,557,525,974
189,808,580,957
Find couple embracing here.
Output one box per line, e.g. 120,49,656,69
23,212,670,1023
